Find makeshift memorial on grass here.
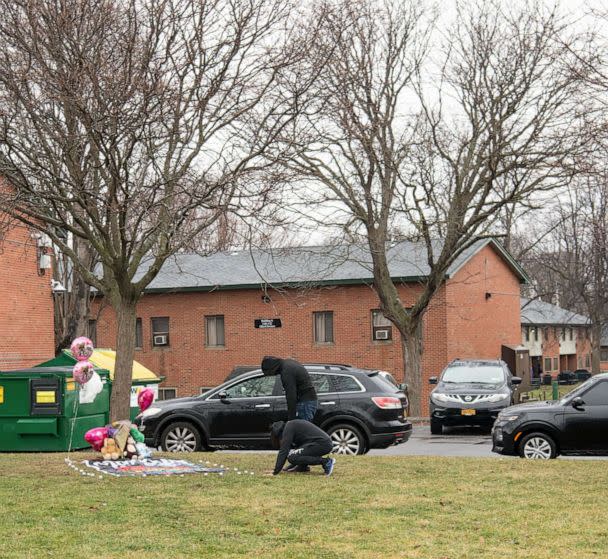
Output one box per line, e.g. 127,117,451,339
84,419,154,461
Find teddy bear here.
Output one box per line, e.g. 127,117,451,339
101,437,120,460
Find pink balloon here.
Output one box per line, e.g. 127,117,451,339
73,361,94,385
137,388,154,412
84,426,108,452
70,336,94,361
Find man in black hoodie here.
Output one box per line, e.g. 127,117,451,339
270,420,335,476
261,356,318,421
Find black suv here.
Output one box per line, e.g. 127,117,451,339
429,359,521,434
136,365,411,455
493,373,608,459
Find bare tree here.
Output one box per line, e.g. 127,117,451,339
281,0,586,414
523,174,608,373
0,0,313,420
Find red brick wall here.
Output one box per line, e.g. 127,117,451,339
0,218,55,368
92,244,522,415
445,244,522,361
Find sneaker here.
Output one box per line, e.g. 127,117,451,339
284,464,310,473
322,458,335,476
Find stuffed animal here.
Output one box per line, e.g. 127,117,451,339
101,438,120,460
124,436,138,459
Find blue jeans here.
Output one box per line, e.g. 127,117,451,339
296,400,318,422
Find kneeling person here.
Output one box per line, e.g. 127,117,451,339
271,420,335,476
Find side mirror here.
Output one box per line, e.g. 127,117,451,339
398,383,408,393
429,376,438,385
571,396,585,409
511,377,522,385
218,390,229,402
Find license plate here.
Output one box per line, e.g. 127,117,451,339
461,409,476,416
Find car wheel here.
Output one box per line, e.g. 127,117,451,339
327,423,366,455
430,419,443,435
518,432,557,460
160,421,202,452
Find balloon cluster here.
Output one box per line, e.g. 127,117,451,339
84,388,155,460
69,336,104,404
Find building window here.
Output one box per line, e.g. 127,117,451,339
553,357,558,370
205,315,225,347
568,328,573,341
544,357,552,372
578,356,583,369
371,310,392,341
524,327,530,342
135,318,143,349
543,328,549,341
585,354,591,368
88,320,97,347
313,311,334,343
158,387,176,400
151,317,170,347
601,349,608,362
533,327,539,342
560,329,566,342
200,387,214,395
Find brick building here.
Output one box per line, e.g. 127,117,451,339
0,217,55,369
91,239,527,414
520,298,592,378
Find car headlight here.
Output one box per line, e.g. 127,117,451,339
140,407,162,418
431,393,450,404
498,414,520,422
486,393,509,403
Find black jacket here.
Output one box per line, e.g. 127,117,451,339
262,357,317,420
272,420,331,474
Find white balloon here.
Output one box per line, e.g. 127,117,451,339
79,372,103,404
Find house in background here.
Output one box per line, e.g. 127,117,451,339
520,298,592,378
91,238,528,415
0,216,55,369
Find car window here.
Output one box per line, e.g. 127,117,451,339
581,381,608,406
220,376,276,399
310,373,332,394
331,374,361,393
441,364,505,384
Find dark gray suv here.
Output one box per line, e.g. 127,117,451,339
136,365,411,455
428,359,521,434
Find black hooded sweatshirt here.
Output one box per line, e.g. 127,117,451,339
272,420,331,474
262,356,317,420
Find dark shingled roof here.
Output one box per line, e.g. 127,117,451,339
520,298,590,326
138,238,528,293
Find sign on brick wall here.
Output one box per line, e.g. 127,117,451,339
254,318,282,329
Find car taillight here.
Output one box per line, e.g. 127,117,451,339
372,396,402,409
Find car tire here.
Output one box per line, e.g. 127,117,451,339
430,419,443,435
327,423,366,455
160,421,202,453
518,432,557,460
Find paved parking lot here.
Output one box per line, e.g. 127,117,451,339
369,425,608,460
369,425,496,457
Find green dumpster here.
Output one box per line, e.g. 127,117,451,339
0,367,110,451
36,348,162,420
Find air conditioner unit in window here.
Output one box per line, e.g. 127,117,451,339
375,329,390,340
154,334,168,346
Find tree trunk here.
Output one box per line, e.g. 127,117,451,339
402,326,424,418
110,299,137,422
591,321,602,375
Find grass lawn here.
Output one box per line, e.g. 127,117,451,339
524,383,580,401
1,451,607,559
